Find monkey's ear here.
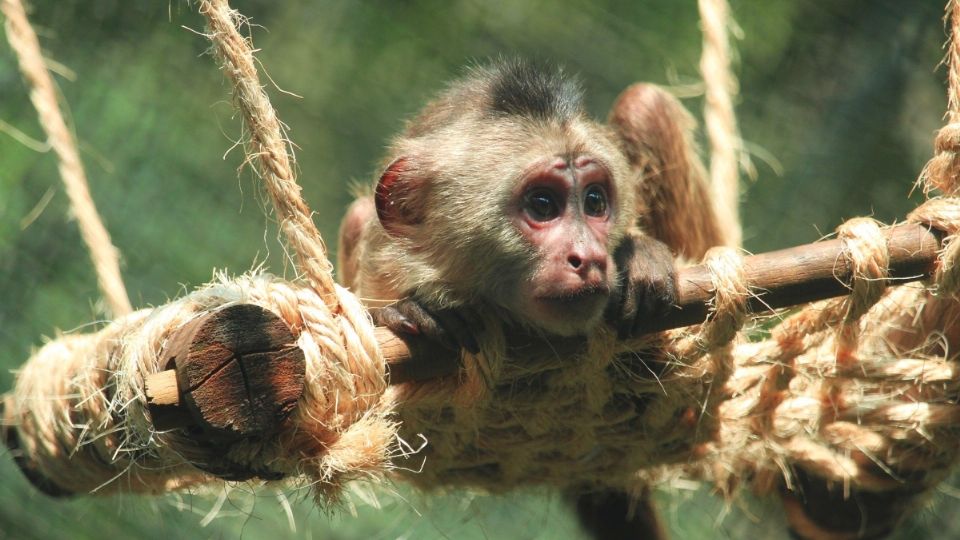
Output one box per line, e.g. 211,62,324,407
375,157,428,236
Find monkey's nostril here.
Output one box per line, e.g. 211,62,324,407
568,255,583,269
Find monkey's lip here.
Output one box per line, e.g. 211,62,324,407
534,284,610,306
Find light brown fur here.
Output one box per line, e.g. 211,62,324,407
608,83,725,261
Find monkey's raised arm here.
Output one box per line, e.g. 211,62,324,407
608,84,727,260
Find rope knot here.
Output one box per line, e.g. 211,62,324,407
699,246,749,350
935,122,960,153
836,217,889,321
920,122,960,195
909,198,960,295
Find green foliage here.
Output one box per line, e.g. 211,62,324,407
1,1,957,538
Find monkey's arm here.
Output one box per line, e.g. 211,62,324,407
337,195,480,356
609,84,726,261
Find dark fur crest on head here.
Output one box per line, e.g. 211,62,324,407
484,59,583,121
404,59,584,138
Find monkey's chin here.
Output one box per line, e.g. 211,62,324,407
529,292,608,337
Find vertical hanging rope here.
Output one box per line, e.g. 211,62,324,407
921,0,960,196
698,0,743,247
947,0,960,125
2,0,131,317
916,0,960,293
198,0,338,308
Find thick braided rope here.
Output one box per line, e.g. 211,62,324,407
697,216,897,494
674,246,748,363
911,199,960,294
1,0,131,317
921,0,960,196
3,273,396,499
698,0,742,248
3,0,394,501
697,247,748,348
695,2,960,503
199,0,338,306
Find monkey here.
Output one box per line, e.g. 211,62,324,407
338,59,725,539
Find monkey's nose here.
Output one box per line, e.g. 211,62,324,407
567,250,607,278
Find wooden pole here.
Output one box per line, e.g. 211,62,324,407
144,222,941,432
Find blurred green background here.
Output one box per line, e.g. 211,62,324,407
0,0,957,538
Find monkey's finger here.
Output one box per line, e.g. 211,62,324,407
371,305,422,337
374,301,458,351
633,284,663,336
603,277,632,340
395,300,462,351
633,278,677,336
433,308,481,354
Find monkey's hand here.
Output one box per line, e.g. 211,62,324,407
372,298,482,358
605,230,677,339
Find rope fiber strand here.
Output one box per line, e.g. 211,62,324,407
199,0,338,306
698,0,743,248
2,0,131,317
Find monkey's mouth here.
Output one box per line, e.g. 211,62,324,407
528,285,609,336
534,284,610,311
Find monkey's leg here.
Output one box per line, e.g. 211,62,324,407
780,468,915,540
608,84,726,261
573,487,667,540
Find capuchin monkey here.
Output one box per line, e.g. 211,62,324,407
338,59,725,540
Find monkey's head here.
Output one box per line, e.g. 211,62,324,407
370,60,636,336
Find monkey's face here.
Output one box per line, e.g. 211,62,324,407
372,114,633,337
505,153,619,336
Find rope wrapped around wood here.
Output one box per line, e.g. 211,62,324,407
3,275,396,501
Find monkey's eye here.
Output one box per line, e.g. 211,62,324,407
583,185,609,217
524,189,561,221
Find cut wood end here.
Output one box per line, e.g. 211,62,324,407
147,304,306,442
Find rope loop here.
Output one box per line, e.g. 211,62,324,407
921,124,960,195
3,273,395,498
836,217,889,321
910,198,960,295
698,246,749,351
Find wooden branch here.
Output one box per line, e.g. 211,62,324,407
145,222,942,434
651,221,941,332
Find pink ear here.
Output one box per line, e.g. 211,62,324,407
375,157,426,236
